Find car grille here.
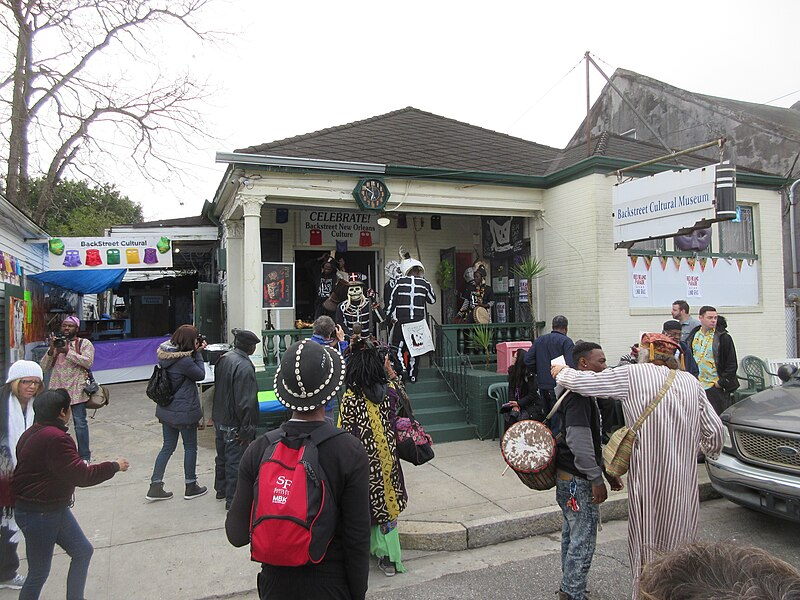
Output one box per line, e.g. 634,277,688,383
735,430,800,473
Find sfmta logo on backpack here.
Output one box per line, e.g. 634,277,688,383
250,425,345,567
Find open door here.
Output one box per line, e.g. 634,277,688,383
194,282,222,343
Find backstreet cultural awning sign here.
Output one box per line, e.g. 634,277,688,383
47,236,173,271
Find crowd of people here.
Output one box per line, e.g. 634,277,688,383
1,277,793,600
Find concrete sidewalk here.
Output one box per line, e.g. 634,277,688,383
0,381,718,600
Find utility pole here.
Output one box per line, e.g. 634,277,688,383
585,51,591,157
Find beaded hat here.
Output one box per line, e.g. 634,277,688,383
273,340,345,412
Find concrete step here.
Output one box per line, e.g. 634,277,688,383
424,422,478,444
406,391,460,410
413,406,468,426
405,378,451,394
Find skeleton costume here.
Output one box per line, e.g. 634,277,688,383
335,273,385,338
386,253,436,383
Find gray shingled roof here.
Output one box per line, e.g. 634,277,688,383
236,107,561,176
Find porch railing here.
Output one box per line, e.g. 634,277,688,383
438,322,533,356
430,316,473,419
261,328,313,366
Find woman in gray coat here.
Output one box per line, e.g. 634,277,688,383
145,324,208,502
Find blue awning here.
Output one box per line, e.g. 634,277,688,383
29,269,127,294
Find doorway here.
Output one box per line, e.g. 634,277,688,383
294,250,379,322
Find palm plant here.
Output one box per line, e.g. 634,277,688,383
511,257,546,335
469,324,493,368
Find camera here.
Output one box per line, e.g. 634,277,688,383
197,333,207,345
52,334,67,348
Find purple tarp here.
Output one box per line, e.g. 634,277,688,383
93,336,169,372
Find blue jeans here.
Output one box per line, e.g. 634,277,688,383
151,423,198,484
16,508,93,600
0,525,19,580
71,403,90,462
556,476,599,600
214,426,245,506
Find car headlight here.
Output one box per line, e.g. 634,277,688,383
722,426,733,451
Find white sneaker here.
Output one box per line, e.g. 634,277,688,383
0,574,25,589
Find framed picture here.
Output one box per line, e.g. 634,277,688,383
262,263,295,309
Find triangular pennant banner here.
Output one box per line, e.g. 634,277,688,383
630,255,639,268
699,257,708,272
673,256,682,270
736,259,744,271
659,257,668,270
711,257,718,267
687,257,696,271
643,256,653,271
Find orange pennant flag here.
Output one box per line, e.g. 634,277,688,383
711,257,718,267
643,256,652,270
699,257,708,272
736,259,744,271
659,257,668,270
630,256,639,268
687,257,696,271
673,256,682,270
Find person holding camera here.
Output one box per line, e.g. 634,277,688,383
39,315,94,462
145,324,208,502
212,329,259,510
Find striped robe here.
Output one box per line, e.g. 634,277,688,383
556,363,723,599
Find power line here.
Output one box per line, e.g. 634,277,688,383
505,56,584,130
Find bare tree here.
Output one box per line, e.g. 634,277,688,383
0,0,214,225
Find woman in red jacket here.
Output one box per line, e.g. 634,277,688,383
12,389,129,600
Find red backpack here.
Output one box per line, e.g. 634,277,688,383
250,423,345,566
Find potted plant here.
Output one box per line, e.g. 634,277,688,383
469,324,493,368
511,257,545,336
436,259,455,290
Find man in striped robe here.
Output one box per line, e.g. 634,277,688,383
552,333,723,600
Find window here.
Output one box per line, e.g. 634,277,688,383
719,206,755,255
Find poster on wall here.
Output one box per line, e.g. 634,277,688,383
632,273,649,298
298,210,381,248
0,250,23,285
47,236,173,270
496,301,507,323
262,263,295,309
482,216,524,258
9,297,26,363
518,278,529,303
686,274,701,299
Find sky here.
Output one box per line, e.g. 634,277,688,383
86,0,800,221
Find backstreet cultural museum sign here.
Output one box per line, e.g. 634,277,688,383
47,236,174,270
298,210,381,249
612,162,736,248
482,216,524,258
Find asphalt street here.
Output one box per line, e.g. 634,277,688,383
365,499,800,600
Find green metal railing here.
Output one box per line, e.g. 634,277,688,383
438,322,534,356
431,317,472,420
261,328,313,366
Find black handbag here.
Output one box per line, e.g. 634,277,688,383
84,369,109,409
393,379,435,466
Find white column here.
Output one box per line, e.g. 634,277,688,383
223,219,244,345
241,197,265,369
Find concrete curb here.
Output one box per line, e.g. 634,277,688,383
400,481,722,552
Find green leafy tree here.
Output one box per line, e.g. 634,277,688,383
27,178,143,236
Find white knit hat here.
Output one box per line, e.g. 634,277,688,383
6,360,44,384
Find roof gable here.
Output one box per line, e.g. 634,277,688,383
235,107,561,176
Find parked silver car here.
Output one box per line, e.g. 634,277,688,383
706,367,800,522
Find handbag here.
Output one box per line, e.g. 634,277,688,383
603,369,676,477
393,379,435,466
84,369,110,410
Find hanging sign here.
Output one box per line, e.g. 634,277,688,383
482,217,524,258
47,236,173,271
686,274,701,299
262,263,295,309
632,273,649,298
298,210,381,248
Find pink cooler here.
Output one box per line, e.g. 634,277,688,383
496,341,532,374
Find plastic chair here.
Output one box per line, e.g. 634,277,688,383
734,355,777,403
487,382,509,440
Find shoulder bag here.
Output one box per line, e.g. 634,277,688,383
603,369,677,477
76,339,109,410
393,379,434,466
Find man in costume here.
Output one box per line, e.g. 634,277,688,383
552,333,723,600
555,342,623,600
457,262,494,323
335,273,385,338
225,340,370,599
386,251,436,383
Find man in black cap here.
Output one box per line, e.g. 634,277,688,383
662,319,699,378
212,329,260,509
226,340,370,600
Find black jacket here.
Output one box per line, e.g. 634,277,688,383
688,325,740,393
212,348,259,440
226,420,370,600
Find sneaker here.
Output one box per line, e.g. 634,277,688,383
215,490,226,500
145,482,173,502
184,482,208,500
0,574,25,589
377,557,396,577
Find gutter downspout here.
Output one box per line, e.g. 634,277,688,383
790,179,800,288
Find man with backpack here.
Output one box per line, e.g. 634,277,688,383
212,329,260,510
225,340,370,600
